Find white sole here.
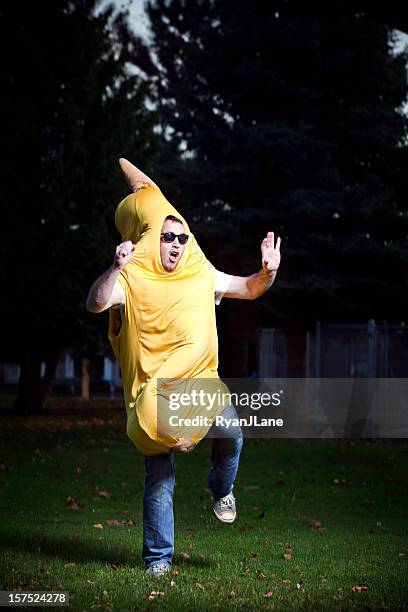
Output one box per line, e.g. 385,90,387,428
213,508,236,523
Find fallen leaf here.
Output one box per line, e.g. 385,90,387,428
64,563,75,568
334,478,348,485
239,524,252,532
398,552,405,558
229,591,236,598
264,591,273,598
74,466,82,475
289,459,301,466
147,591,165,600
308,518,327,532
274,480,285,485
282,579,291,585
284,544,292,561
97,490,110,498
180,551,190,559
256,570,266,579
352,584,368,592
296,582,303,590
195,582,204,591
105,518,134,527
249,552,258,560
243,485,259,491
66,496,82,510
170,580,176,587
92,523,104,529
363,498,374,507
172,568,180,576
91,418,105,426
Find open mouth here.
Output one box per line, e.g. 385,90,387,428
169,250,179,262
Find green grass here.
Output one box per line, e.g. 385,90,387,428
0,398,407,611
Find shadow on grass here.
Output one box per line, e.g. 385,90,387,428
0,531,217,570
172,553,217,569
1,531,140,567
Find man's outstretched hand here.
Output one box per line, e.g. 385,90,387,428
261,231,281,273
170,437,197,454
114,240,135,271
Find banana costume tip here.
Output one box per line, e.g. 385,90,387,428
118,158,158,192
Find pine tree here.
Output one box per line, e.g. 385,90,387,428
134,0,408,374
0,1,162,412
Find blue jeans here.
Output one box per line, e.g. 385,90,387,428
142,404,243,568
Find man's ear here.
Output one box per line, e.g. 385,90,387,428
118,158,158,192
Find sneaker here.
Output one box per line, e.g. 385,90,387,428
213,492,236,523
145,561,171,576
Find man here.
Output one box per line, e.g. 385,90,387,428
86,159,281,575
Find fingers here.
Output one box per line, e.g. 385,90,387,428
114,240,136,271
116,241,135,259
170,444,190,454
170,437,196,453
261,232,281,251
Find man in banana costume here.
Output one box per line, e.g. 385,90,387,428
87,159,281,575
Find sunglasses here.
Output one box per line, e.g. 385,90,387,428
160,232,189,245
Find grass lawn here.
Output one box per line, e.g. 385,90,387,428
0,398,407,611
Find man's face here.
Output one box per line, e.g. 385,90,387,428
160,219,187,271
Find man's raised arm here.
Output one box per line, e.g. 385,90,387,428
86,241,133,313
224,231,281,300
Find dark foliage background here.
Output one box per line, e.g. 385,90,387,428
1,0,407,407
135,0,408,374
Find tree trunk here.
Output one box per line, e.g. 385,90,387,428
14,352,43,415
40,351,60,405
81,357,90,400
14,351,60,415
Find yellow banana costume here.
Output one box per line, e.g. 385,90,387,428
109,183,229,455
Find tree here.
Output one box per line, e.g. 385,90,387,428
132,0,408,374
0,0,162,412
